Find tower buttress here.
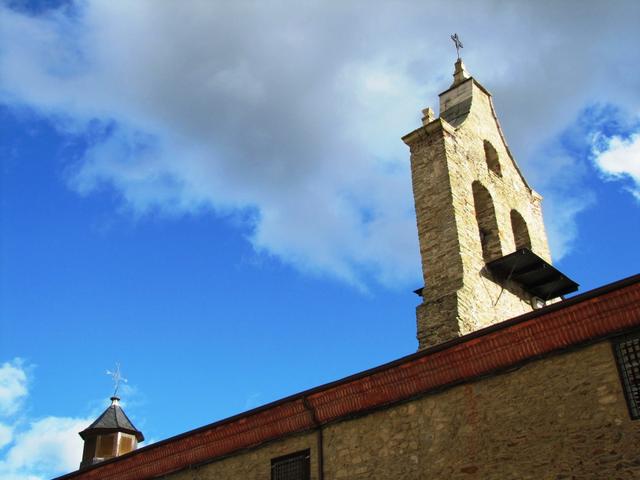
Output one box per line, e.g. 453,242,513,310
404,59,555,350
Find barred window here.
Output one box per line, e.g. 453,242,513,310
613,332,640,420
271,449,310,480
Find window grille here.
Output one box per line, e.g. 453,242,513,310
613,332,640,420
271,449,310,480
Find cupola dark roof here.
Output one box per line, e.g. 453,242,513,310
79,397,144,442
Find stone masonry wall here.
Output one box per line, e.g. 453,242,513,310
163,339,640,479
166,430,319,480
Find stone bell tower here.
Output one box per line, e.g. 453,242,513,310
403,57,577,350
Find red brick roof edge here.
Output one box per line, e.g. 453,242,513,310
57,274,640,480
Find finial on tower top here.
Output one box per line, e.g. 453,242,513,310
449,34,470,87
106,363,127,398
450,33,463,60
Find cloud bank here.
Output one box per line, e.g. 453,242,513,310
0,359,28,417
1,0,639,286
0,416,91,480
0,359,92,480
594,133,640,201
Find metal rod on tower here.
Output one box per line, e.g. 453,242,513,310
450,33,463,60
106,362,128,398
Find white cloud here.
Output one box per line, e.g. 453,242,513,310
0,423,13,449
0,359,28,417
544,191,595,261
0,416,91,480
1,1,639,285
0,359,96,479
593,133,640,201
525,149,596,262
0,473,39,480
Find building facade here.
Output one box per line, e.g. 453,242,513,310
57,277,640,480
57,60,640,480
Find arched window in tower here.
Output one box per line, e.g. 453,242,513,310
483,140,502,176
510,209,532,251
472,181,502,263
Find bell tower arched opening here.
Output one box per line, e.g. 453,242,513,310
510,209,531,251
472,181,502,263
483,140,502,176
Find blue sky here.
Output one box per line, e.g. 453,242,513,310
1,1,639,478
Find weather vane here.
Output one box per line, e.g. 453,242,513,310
450,33,463,60
106,363,127,397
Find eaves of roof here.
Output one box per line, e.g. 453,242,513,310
55,273,640,480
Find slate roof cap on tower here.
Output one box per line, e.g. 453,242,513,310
79,397,144,442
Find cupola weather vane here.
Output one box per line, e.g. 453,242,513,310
106,363,127,398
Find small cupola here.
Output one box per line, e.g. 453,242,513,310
78,395,144,469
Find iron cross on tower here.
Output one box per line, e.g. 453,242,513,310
106,363,128,397
450,33,463,60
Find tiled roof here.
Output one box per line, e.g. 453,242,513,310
56,274,640,480
79,400,144,442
